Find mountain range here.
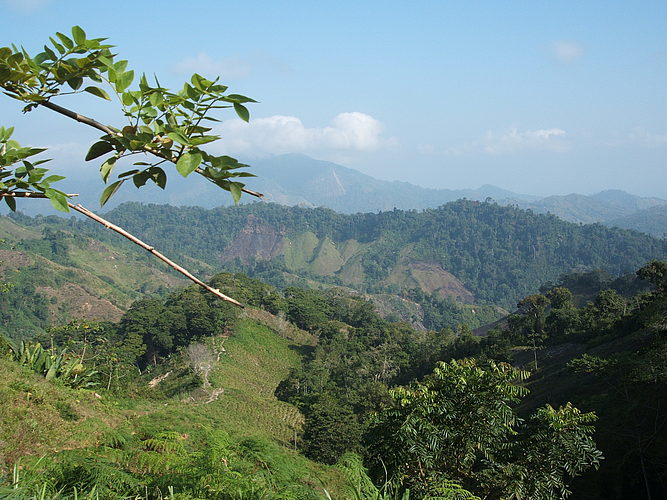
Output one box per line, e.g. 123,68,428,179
9,154,666,237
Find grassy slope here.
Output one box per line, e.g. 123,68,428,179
0,217,190,335
142,315,314,445
0,358,121,467
0,217,41,241
65,237,187,302
0,311,345,494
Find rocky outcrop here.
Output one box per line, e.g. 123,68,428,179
219,215,286,264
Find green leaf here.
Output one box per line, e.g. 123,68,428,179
0,126,14,141
113,60,128,74
152,167,167,189
121,92,134,106
55,32,73,50
4,196,16,212
132,170,151,188
41,175,66,184
71,26,86,45
100,157,116,183
229,182,243,204
117,169,140,179
149,92,164,107
166,131,190,146
226,94,258,104
45,189,69,212
116,70,134,93
85,141,114,161
67,76,83,90
233,103,250,122
83,86,111,100
41,45,57,62
99,180,124,206
176,152,202,177
189,135,219,146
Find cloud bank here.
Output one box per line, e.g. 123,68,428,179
173,53,251,79
215,112,392,155
550,40,584,63
4,0,50,13
483,127,568,154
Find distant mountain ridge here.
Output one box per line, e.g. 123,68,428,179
521,190,667,225
248,154,538,212
6,153,666,236
251,155,667,235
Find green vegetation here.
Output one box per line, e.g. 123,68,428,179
367,360,601,499
0,26,257,212
0,220,187,340
5,22,664,500
3,197,662,337
53,200,664,310
0,281,341,498
1,260,666,498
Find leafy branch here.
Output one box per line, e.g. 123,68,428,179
0,25,262,208
0,26,264,306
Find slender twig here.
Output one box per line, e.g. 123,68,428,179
66,202,243,307
40,100,115,135
0,192,78,198
0,190,242,305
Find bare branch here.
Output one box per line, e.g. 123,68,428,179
67,202,244,308
40,100,116,136
0,192,78,198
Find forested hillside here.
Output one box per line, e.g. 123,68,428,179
32,199,664,309
3,199,664,337
2,259,665,498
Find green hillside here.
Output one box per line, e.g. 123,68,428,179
0,215,189,339
0,301,342,498
61,200,666,308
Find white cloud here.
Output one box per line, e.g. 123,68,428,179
627,128,667,146
483,127,568,154
550,40,584,63
215,112,392,155
173,53,251,79
4,0,50,12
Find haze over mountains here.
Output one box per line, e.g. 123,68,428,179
14,154,667,237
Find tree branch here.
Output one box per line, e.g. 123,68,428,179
67,202,243,308
37,98,263,198
40,100,116,136
0,192,78,198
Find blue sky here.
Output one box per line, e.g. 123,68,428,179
2,0,666,198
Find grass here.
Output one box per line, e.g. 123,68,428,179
0,358,121,470
66,238,186,300
284,231,320,271
204,318,307,443
0,217,41,242
0,302,348,495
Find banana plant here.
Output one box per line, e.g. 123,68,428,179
10,341,98,388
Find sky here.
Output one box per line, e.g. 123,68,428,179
1,0,666,198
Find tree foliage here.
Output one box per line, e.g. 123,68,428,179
0,26,257,211
367,359,602,499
